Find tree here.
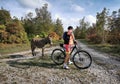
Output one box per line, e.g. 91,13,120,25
23,12,36,36
107,9,120,44
86,24,103,43
35,4,54,34
5,19,28,44
0,8,11,24
74,26,81,39
96,8,109,43
54,18,64,37
24,4,63,39
77,17,90,39
0,8,28,44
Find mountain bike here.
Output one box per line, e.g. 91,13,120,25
51,44,92,69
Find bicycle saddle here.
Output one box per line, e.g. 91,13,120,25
60,43,64,48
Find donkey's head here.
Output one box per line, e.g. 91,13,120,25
47,34,53,46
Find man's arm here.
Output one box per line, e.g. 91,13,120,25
72,33,77,44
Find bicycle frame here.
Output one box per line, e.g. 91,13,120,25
62,44,79,56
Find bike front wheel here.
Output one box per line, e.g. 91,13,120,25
73,50,92,69
51,49,65,65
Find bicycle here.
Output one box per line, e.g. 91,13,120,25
51,43,92,69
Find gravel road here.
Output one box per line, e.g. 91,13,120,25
78,41,120,84
0,41,120,84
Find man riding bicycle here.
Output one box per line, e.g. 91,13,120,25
63,26,77,69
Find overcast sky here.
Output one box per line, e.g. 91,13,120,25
0,0,120,30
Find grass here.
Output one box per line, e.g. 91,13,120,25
6,54,90,78
0,39,63,55
6,55,61,69
79,39,120,57
0,43,30,55
53,40,64,46
0,55,11,59
6,54,78,70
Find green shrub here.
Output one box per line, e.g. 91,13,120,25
0,25,6,30
107,35,120,44
21,32,29,43
28,34,35,41
39,32,47,38
0,31,8,43
15,37,22,43
111,45,120,53
7,35,16,43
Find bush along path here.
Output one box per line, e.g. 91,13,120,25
0,41,120,84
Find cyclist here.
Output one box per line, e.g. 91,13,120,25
63,26,77,69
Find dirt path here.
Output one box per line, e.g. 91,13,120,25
0,41,120,84
0,46,59,62
78,41,120,84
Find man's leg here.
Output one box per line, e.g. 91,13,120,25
64,52,70,63
63,45,70,69
68,45,74,64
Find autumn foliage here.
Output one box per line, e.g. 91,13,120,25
0,9,28,44
49,32,60,41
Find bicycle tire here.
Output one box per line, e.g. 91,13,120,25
73,50,92,69
51,49,65,65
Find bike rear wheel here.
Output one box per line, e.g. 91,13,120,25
51,49,65,65
73,50,92,69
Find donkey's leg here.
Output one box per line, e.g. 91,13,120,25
31,46,36,56
42,47,44,57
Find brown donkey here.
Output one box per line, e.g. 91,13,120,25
31,35,52,56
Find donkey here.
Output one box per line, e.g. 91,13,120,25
31,35,52,56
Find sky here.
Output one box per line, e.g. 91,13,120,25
0,0,120,30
